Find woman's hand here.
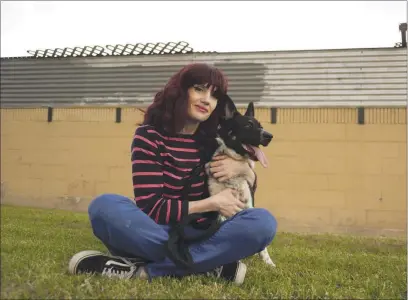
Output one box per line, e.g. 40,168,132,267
211,188,245,218
208,154,254,183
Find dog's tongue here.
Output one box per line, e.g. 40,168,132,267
245,145,269,168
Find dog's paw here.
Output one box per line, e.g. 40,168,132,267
261,255,276,267
259,249,276,267
265,259,276,267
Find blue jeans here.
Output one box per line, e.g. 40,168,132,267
88,193,278,279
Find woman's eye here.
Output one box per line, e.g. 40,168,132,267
194,86,204,92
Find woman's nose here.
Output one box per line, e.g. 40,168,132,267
200,91,212,103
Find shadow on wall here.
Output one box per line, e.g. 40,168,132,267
1,60,267,106
80,61,268,104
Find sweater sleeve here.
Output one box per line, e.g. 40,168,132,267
131,126,189,224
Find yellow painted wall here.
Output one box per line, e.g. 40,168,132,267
1,107,406,237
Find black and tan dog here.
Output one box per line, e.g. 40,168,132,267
206,95,276,267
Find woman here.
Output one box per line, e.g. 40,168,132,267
68,63,277,285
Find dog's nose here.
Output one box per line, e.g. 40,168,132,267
260,130,273,146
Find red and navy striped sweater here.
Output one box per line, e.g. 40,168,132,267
131,125,215,226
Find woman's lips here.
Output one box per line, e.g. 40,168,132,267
195,105,208,113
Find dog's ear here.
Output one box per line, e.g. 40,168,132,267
224,94,238,120
244,102,255,117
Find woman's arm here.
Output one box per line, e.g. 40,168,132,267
208,155,258,191
188,198,217,214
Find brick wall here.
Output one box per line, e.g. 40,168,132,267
1,107,406,237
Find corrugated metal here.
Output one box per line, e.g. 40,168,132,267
1,47,407,108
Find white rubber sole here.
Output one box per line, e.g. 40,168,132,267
68,250,105,274
234,262,247,286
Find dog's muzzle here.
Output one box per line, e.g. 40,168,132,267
260,130,273,146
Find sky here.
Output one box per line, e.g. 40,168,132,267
1,1,407,58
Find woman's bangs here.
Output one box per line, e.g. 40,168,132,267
183,64,228,94
208,68,228,94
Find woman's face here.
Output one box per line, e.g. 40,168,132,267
186,84,218,123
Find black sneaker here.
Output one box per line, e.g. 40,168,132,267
68,250,147,280
206,261,247,285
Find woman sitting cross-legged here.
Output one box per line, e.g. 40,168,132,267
68,63,277,285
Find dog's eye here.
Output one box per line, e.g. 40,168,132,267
245,123,253,129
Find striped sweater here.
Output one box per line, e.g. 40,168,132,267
131,124,216,226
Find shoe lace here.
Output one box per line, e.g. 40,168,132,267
206,266,223,278
101,257,137,279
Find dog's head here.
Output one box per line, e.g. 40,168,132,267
217,94,273,167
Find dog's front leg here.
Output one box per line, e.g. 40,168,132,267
205,162,211,176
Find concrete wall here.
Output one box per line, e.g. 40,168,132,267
1,107,406,237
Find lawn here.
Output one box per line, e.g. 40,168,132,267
1,205,406,299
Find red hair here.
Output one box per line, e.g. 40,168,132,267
142,63,229,138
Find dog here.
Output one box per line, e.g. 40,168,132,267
205,96,276,267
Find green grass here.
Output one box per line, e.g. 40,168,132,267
1,205,406,299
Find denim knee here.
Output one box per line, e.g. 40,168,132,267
247,208,278,246
88,193,126,219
